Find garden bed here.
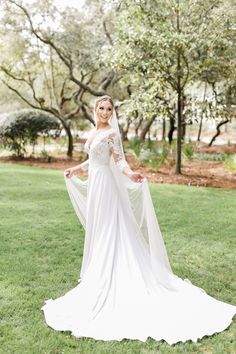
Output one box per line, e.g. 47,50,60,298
1,144,236,189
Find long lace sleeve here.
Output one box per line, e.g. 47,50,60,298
79,140,90,171
108,131,133,175
79,159,89,172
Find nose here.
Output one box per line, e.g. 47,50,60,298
102,111,108,117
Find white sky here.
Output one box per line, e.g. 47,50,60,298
53,0,85,10
19,0,85,10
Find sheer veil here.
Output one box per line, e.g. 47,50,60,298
64,100,190,291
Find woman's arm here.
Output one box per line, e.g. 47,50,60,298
108,132,144,183
65,159,89,178
65,135,91,178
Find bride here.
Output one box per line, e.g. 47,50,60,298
41,95,236,344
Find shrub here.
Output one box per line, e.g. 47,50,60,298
126,137,142,157
193,153,228,161
225,154,236,172
183,143,194,160
40,149,54,163
139,142,170,171
0,109,60,157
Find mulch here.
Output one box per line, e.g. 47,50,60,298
1,143,236,189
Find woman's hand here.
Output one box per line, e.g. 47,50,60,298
65,167,75,178
129,172,144,183
65,166,82,178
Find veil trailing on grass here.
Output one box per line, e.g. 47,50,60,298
65,105,185,290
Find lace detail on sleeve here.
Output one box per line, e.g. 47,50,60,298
79,159,89,171
107,132,129,171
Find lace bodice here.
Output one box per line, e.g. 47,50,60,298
79,127,129,172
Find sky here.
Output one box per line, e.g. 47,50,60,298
53,0,85,10
18,0,86,10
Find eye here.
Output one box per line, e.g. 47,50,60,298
99,106,104,110
108,108,112,111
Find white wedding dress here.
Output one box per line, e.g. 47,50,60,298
41,126,236,345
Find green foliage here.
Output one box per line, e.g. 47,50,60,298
225,154,236,172
0,163,235,353
140,145,170,171
127,138,170,171
0,109,60,157
58,136,68,147
126,137,142,157
105,0,236,157
127,138,236,172
183,143,194,160
193,153,228,161
40,149,54,163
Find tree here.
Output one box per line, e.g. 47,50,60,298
108,0,236,173
208,81,236,146
0,0,120,157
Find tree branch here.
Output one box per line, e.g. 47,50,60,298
81,104,95,125
8,0,107,97
102,20,113,46
99,72,115,91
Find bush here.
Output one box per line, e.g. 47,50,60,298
126,137,142,157
193,153,228,161
40,149,54,163
139,142,170,171
0,109,60,157
183,143,194,160
225,154,236,172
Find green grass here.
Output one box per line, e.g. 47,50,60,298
0,163,235,354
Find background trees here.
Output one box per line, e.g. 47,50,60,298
107,0,236,173
0,0,121,157
0,0,235,173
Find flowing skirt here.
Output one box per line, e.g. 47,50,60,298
41,165,236,344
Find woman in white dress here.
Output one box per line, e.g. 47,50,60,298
41,95,236,344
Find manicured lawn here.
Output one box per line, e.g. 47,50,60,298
0,163,235,354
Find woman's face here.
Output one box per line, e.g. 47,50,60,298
96,100,113,126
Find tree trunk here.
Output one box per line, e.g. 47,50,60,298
180,96,186,140
134,112,142,137
176,88,183,174
140,115,156,141
197,82,207,141
167,115,176,144
197,116,203,142
175,0,182,174
120,126,128,141
181,121,186,140
121,118,131,141
208,119,229,147
63,123,74,158
162,117,166,141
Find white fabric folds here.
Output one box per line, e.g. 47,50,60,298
41,127,236,344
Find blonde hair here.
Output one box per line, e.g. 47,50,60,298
94,95,114,110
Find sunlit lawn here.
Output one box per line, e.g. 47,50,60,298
0,163,235,354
